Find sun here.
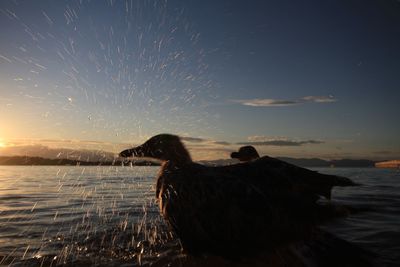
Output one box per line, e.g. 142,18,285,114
0,140,6,148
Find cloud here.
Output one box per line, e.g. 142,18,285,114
237,136,324,146
302,95,337,103
180,136,207,143
0,144,116,161
237,140,324,146
2,138,132,157
6,138,124,147
232,98,299,107
373,151,395,155
181,136,231,146
212,141,231,145
232,95,337,107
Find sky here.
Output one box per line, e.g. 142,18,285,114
0,0,399,160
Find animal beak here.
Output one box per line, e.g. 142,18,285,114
119,146,145,158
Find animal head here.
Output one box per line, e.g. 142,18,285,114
231,146,260,162
119,134,192,163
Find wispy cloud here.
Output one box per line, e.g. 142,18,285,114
232,98,299,107
373,151,396,155
212,141,231,145
2,138,130,155
0,144,116,161
0,135,330,161
238,135,324,146
181,135,323,148
178,136,234,160
232,95,337,107
237,140,324,146
181,136,231,146
302,95,337,103
180,136,207,143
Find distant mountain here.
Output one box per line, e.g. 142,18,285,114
277,157,376,167
0,156,160,166
198,158,239,166
329,159,376,167
0,145,116,162
277,157,329,167
201,157,377,167
0,154,377,167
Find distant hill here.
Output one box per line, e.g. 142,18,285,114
0,145,116,162
0,144,378,167
277,157,376,167
201,157,377,167
0,156,160,166
329,159,376,167
277,157,329,167
199,158,238,166
0,155,376,167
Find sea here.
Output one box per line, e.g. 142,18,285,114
0,166,399,266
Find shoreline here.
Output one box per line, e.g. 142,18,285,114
1,156,396,168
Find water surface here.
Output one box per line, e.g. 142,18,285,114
0,166,399,266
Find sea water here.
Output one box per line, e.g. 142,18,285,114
0,166,399,266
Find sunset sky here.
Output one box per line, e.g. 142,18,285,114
0,0,399,160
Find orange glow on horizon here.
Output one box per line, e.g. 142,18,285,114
0,138,6,148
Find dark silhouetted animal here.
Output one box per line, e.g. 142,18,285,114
231,145,260,162
120,134,366,261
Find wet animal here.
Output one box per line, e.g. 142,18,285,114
119,134,357,257
231,145,260,161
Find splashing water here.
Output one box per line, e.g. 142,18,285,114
0,166,180,266
0,0,220,143
1,167,400,266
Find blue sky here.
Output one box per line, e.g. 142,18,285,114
0,0,399,160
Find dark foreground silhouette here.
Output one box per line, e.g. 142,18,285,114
231,145,260,161
120,134,379,266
